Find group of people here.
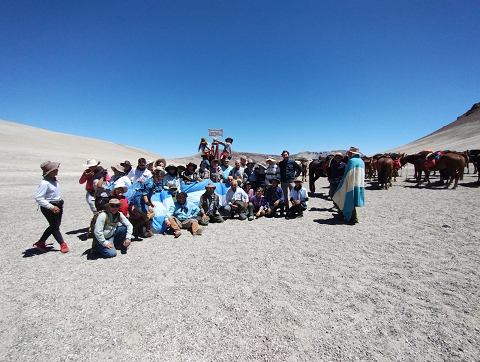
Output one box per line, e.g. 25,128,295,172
34,136,365,258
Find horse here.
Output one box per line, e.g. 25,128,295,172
295,158,310,182
467,149,480,174
414,153,465,188
377,157,393,189
400,153,421,180
308,156,330,193
362,156,374,181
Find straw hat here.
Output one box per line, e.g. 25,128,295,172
107,198,122,206
111,164,125,173
205,182,216,190
83,159,100,168
200,137,207,144
41,161,60,177
348,147,361,155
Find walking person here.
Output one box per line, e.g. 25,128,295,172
34,161,69,253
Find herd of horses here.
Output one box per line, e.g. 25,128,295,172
305,149,480,192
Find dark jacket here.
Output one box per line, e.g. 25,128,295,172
198,192,221,216
278,158,302,183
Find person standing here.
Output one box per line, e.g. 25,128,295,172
79,159,101,213
332,147,365,224
328,153,346,200
34,161,69,253
278,150,302,212
214,137,233,160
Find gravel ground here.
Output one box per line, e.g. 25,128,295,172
0,166,479,361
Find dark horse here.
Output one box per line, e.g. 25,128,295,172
308,156,330,193
400,153,421,180
377,157,393,189
414,153,465,188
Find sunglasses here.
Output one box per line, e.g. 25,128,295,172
109,204,121,208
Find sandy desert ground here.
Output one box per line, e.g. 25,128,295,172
0,116,479,361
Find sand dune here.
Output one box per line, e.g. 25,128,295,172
385,103,480,154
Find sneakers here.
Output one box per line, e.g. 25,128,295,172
174,231,182,238
33,241,52,252
248,216,254,221
60,243,69,253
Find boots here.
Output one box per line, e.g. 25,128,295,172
143,220,153,238
169,218,182,238
191,222,204,236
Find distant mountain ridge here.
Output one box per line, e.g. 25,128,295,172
384,102,480,155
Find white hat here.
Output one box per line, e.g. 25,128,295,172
83,159,100,168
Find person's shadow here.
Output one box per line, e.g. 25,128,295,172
22,247,59,258
66,227,89,241
82,248,99,260
313,218,341,225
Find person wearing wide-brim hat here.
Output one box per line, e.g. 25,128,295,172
332,146,365,224
110,183,129,216
79,159,104,213
213,137,233,160
328,153,346,200
198,137,213,161
110,164,132,187
34,161,69,253
154,158,166,169
163,164,181,190
181,162,198,185
264,177,285,218
264,157,281,188
198,182,224,226
209,159,224,183
92,198,133,258
286,177,309,219
197,159,211,181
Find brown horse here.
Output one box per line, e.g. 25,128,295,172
377,157,393,189
400,153,421,180
362,156,374,181
414,153,465,188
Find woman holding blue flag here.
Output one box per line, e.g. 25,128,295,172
332,147,365,224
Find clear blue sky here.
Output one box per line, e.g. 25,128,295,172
1,0,479,158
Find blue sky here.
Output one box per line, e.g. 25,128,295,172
1,0,479,158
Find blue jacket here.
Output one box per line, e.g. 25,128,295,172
265,186,284,208
166,200,200,220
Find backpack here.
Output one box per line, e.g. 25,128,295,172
88,210,108,253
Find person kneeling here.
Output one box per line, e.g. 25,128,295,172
93,198,133,258
199,183,224,226
164,192,203,238
221,179,248,220
264,178,285,217
286,178,308,218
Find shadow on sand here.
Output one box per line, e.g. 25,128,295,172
22,247,59,258
66,227,89,241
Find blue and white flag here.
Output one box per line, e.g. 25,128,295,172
116,180,230,233
332,156,365,221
